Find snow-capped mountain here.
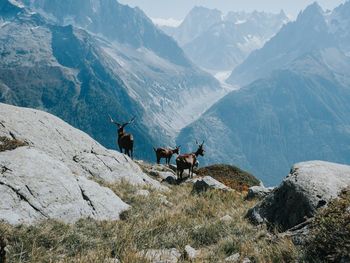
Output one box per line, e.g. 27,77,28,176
0,0,226,160
177,1,350,185
162,7,288,71
227,1,350,86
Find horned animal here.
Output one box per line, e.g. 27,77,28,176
176,141,205,179
109,115,135,159
153,146,180,165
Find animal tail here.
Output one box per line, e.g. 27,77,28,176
153,147,157,152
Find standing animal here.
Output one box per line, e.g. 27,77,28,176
176,141,205,179
109,115,135,159
153,146,180,165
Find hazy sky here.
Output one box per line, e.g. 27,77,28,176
118,0,346,20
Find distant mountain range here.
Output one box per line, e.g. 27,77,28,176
227,1,350,86
161,6,289,71
177,1,350,185
0,0,225,160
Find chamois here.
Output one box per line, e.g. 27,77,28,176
176,141,205,179
109,115,135,159
153,146,180,165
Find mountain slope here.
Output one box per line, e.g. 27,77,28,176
177,51,350,185
24,0,225,136
177,2,350,185
162,7,288,71
0,1,156,159
0,0,225,160
22,0,189,67
227,2,346,86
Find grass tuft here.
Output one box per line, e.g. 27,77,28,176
0,181,298,262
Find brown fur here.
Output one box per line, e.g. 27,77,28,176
153,146,180,165
176,141,205,179
110,115,135,159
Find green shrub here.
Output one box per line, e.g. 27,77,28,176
305,188,350,262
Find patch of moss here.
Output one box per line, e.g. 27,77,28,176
196,164,260,192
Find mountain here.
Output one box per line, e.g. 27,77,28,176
162,6,222,46
227,2,350,86
162,7,288,71
177,2,350,186
0,0,225,160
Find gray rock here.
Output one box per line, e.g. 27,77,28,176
0,147,129,225
0,103,168,224
192,176,231,193
157,194,173,207
220,215,233,222
225,253,240,262
184,245,199,260
246,185,275,200
163,176,178,185
139,248,181,263
242,258,251,263
0,103,166,190
247,161,350,231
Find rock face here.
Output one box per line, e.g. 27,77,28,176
0,103,164,224
246,185,275,200
247,161,350,231
192,176,231,193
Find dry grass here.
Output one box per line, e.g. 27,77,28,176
304,188,350,263
0,180,298,262
196,164,260,192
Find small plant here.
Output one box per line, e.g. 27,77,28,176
304,188,350,263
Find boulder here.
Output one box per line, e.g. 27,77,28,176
247,161,350,231
192,176,231,193
0,103,165,190
184,245,199,261
225,253,240,262
0,103,166,224
139,248,181,263
0,147,129,225
220,215,233,222
246,185,275,200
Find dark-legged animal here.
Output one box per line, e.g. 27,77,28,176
176,141,205,179
110,115,135,159
153,146,180,165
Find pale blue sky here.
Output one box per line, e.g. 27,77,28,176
118,0,346,20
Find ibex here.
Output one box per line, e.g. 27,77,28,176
109,115,135,159
176,141,205,179
153,146,180,165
